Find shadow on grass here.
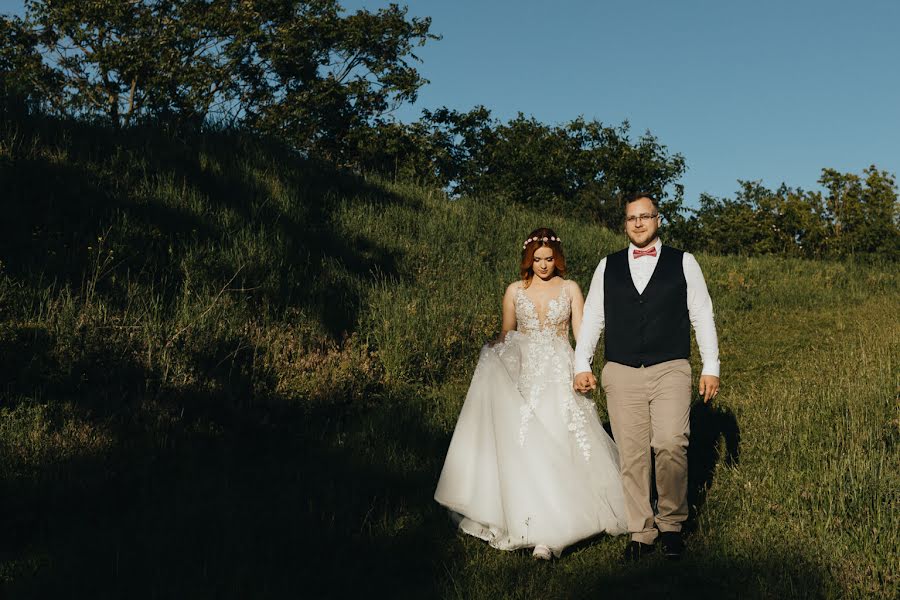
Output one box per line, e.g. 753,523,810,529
0,115,411,340
0,320,827,599
0,113,442,595
686,401,740,526
563,548,836,599
0,325,455,597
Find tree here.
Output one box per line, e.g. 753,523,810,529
12,0,435,150
225,0,436,161
569,120,687,228
679,167,898,259
686,182,831,257
820,166,899,257
373,108,687,226
0,15,62,117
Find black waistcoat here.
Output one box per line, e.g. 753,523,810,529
603,245,690,368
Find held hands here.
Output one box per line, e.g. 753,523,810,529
698,375,720,403
573,371,597,394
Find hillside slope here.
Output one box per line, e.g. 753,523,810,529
0,117,897,598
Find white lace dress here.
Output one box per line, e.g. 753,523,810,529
434,282,627,556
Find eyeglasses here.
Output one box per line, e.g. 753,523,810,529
625,213,659,225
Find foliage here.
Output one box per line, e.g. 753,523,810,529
353,107,688,228
2,0,435,154
674,167,900,259
9,1,895,260
0,14,61,117
820,166,900,257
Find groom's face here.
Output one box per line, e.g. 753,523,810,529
624,197,661,248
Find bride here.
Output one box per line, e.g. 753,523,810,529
434,228,627,559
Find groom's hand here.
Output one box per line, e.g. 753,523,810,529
574,371,596,393
698,375,720,403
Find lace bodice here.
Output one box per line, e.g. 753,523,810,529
496,281,591,460
514,283,571,339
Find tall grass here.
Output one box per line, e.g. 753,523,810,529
0,115,896,598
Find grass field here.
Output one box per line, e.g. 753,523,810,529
0,116,897,598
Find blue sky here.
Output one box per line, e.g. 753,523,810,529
4,0,898,205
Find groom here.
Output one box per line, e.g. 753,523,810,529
574,192,720,561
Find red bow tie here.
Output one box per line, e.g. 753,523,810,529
633,247,657,259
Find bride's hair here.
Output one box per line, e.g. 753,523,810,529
520,227,566,287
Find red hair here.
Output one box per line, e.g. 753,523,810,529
520,227,566,288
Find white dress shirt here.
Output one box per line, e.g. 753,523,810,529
574,239,720,377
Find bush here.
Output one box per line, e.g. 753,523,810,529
671,168,899,259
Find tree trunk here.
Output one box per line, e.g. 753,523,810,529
109,91,119,127
126,77,137,124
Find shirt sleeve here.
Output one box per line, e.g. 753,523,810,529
683,252,720,377
574,258,607,374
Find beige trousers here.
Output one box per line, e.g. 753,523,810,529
601,359,692,544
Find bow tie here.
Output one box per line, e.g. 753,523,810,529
633,247,657,259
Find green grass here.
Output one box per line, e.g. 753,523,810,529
0,115,897,598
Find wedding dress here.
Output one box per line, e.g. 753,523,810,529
434,282,627,556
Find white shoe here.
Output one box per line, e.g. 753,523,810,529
532,544,552,560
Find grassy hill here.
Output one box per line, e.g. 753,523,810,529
0,116,897,598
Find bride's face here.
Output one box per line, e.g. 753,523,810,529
531,246,556,280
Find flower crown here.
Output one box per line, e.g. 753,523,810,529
522,235,561,250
